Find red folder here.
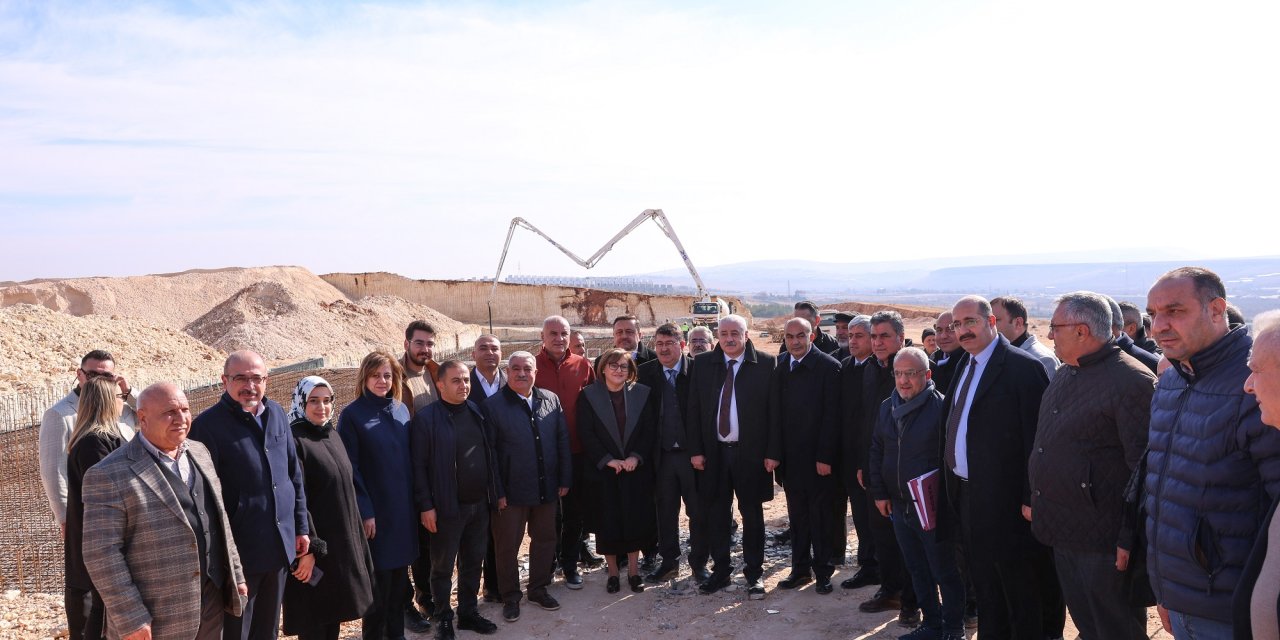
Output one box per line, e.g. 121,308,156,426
908,469,941,531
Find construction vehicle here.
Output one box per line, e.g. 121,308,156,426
486,209,733,331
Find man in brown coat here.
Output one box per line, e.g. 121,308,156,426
82,383,247,640
1027,291,1154,639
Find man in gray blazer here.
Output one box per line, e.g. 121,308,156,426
83,383,247,640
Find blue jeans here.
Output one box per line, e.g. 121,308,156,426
1170,610,1233,640
891,500,965,633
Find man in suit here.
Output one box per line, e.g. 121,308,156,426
638,323,707,584
189,351,309,640
839,314,881,590
944,295,1058,640
83,383,248,640
687,314,779,599
794,301,840,355
1119,300,1161,354
687,326,715,356
930,312,964,393
991,296,1060,380
467,334,506,603
1103,295,1161,373
469,335,507,404
614,314,657,366
773,317,842,594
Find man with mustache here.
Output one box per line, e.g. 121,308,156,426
943,296,1058,640
190,351,309,640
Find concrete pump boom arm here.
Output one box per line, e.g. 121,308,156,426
486,209,711,304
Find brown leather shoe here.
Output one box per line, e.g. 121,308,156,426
858,587,902,613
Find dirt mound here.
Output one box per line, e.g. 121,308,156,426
0,266,349,331
186,284,483,365
824,301,944,320
0,304,226,394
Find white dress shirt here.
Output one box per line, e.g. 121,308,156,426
716,354,741,442
952,336,1000,480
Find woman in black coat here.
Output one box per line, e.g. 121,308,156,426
577,348,657,594
282,375,376,640
65,377,131,640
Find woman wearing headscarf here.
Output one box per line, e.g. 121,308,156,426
577,348,658,594
65,377,134,640
339,351,419,640
282,375,376,640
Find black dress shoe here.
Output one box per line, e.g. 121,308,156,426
896,607,921,627
640,554,657,572
698,572,731,594
746,578,766,600
644,561,678,583
579,546,605,569
840,567,881,590
433,617,455,640
606,575,621,593
691,566,712,585
628,574,644,593
404,606,432,633
563,569,583,590
501,601,519,623
778,573,813,589
859,588,902,613
773,528,792,544
814,576,833,594
457,612,498,635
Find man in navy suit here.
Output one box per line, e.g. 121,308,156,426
638,323,707,584
943,296,1060,640
190,350,308,640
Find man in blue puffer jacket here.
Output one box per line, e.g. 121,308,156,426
1144,267,1280,639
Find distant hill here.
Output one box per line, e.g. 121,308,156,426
635,255,1280,318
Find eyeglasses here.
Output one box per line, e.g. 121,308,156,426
1048,322,1086,331
689,338,711,345
229,375,267,385
604,362,630,371
932,325,955,334
946,318,984,332
892,369,927,379
115,393,129,400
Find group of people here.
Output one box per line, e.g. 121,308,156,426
35,264,1280,640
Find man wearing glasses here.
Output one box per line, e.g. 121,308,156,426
687,326,715,356
39,350,139,640
190,350,309,640
943,296,1058,640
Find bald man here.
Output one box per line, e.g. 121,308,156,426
83,384,247,640
190,351,309,640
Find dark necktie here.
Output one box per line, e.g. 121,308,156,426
718,359,737,439
666,368,678,387
790,358,799,371
944,357,978,473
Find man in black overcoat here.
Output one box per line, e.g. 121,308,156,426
686,314,779,599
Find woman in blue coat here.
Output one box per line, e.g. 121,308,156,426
339,351,418,640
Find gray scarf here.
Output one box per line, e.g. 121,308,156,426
890,380,936,433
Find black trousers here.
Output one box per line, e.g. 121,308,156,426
1053,548,1146,640
364,567,408,640
957,481,1042,640
848,476,879,570
224,567,285,640
65,585,105,640
782,476,833,579
828,473,849,563
558,453,587,570
656,449,706,568
482,528,499,597
407,521,433,610
706,444,765,581
430,501,489,619
868,492,917,608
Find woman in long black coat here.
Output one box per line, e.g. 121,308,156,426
65,377,131,640
282,375,376,640
577,348,657,594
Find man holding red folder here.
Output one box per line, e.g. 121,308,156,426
868,347,964,640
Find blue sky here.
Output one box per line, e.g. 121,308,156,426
1,0,1277,283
